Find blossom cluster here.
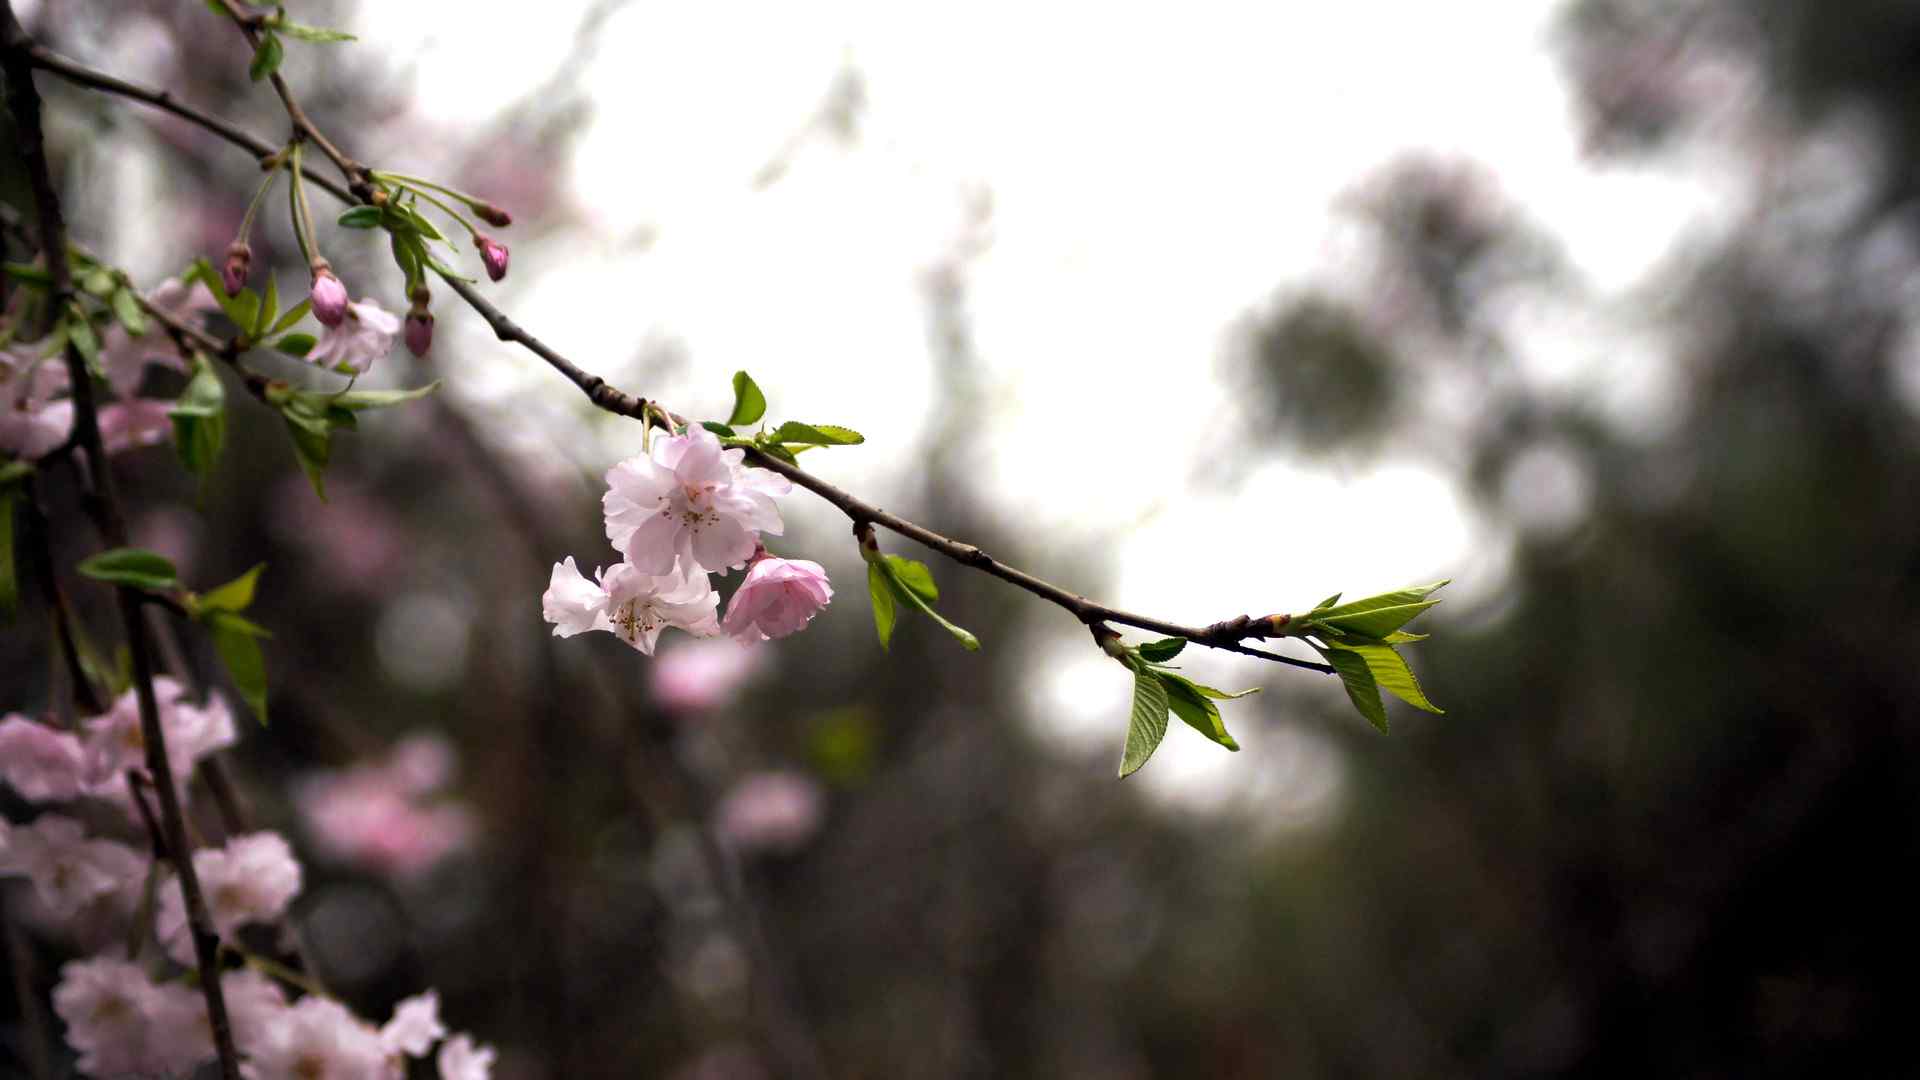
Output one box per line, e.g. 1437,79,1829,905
543,425,833,655
1,278,214,461
293,733,477,880
1,696,495,1078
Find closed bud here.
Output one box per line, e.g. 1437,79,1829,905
474,203,512,228
404,285,433,357
222,242,252,295
308,259,349,327
472,234,509,282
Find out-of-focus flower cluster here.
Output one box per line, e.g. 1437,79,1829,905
294,732,477,881
1,278,215,462
543,425,833,655
1,696,494,1077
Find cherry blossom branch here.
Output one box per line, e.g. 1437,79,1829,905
18,24,1336,676
0,9,245,1077
210,0,372,199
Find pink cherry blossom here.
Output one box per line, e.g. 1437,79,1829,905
542,557,721,654
0,814,144,913
438,1032,498,1080
652,638,763,712
603,425,791,576
0,344,72,459
97,398,174,454
246,995,389,1079
156,831,302,964
83,676,235,787
308,297,402,375
96,276,210,397
0,713,89,801
52,957,167,1078
715,771,826,854
309,264,350,327
294,761,476,881
380,990,448,1057
721,556,832,644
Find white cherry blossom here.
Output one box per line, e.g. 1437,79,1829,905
603,425,790,575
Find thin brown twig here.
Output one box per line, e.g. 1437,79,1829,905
19,17,1337,675
0,8,244,1077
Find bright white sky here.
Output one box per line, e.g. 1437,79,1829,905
356,1,1736,823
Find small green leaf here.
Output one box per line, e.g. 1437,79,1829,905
109,287,147,336
2,262,53,287
268,298,311,337
1313,592,1342,610
82,268,115,297
1119,661,1171,777
76,548,180,592
757,442,799,465
199,563,265,614
701,421,736,437
1313,600,1441,641
727,371,767,427
320,382,442,411
1310,582,1448,623
168,359,227,481
867,559,897,650
1316,645,1388,733
337,206,383,229
1157,670,1239,751
214,287,260,335
66,311,100,368
770,421,864,446
253,273,278,339
210,611,269,723
1138,637,1187,663
875,555,978,651
248,31,284,81
0,485,20,618
282,415,332,499
881,555,937,604
273,332,316,358
1323,641,1442,714
276,20,357,43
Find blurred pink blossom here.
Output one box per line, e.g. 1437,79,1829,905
651,638,763,713
715,771,826,854
0,714,88,801
294,735,477,880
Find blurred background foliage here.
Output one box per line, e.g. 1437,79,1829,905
6,0,1920,1076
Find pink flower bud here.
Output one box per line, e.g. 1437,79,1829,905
474,203,512,228
473,234,509,282
309,262,349,327
721,555,832,644
404,311,434,358
222,242,252,295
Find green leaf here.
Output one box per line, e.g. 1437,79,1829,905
881,555,937,604
248,31,284,81
1313,592,1342,610
76,548,180,592
757,442,799,465
1119,661,1171,777
168,359,227,481
210,610,269,723
701,421,736,438
283,414,332,499
268,298,311,337
1316,645,1388,733
769,421,864,446
1310,581,1448,623
81,268,115,297
320,382,442,411
253,273,278,339
337,206,383,229
213,286,260,335
66,310,100,369
867,559,897,650
1323,641,1442,714
2,262,53,287
273,332,316,358
875,555,978,651
1138,637,1187,663
199,563,265,614
1157,670,1239,751
109,287,148,336
727,371,767,427
277,21,356,43
0,485,20,618
1313,600,1441,641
